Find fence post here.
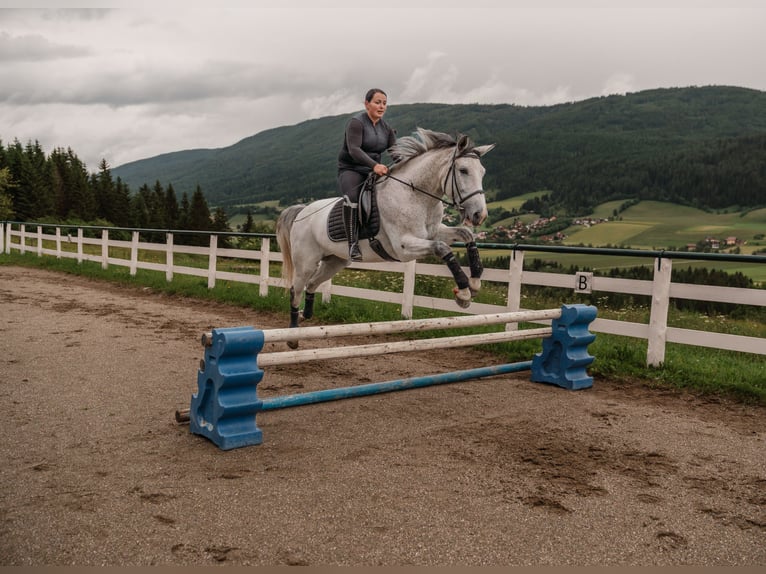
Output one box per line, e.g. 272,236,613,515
208,235,218,289
129,231,139,275
647,256,672,366
36,226,43,257
76,228,84,263
55,227,62,258
20,224,26,255
0,222,3,253
101,229,109,269
506,249,525,331
166,233,174,282
401,260,417,319
259,237,270,297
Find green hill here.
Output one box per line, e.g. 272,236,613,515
112,86,766,214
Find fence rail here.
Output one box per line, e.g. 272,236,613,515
3,221,765,365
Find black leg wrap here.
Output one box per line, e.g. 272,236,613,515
290,306,300,329
467,241,483,279
303,292,315,320
443,252,470,290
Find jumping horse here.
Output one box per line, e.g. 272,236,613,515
276,128,495,345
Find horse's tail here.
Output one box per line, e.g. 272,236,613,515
275,204,305,290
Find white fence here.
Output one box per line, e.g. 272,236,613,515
3,222,765,366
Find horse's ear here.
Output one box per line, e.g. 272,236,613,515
472,143,496,157
456,134,470,153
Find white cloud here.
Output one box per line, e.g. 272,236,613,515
0,1,764,169
602,74,637,97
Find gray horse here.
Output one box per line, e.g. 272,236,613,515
276,128,495,338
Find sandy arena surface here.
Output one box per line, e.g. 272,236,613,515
0,265,764,566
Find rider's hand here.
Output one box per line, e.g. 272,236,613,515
373,163,388,176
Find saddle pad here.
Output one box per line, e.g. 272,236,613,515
327,191,381,242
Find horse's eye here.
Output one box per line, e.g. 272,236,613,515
459,168,469,175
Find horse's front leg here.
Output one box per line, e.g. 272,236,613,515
465,241,483,296
436,225,483,298
398,235,472,309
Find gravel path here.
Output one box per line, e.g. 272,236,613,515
1,265,764,566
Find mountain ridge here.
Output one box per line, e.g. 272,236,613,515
112,85,766,213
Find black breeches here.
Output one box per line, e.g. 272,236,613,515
337,170,367,203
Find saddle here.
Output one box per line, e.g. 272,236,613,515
327,177,398,261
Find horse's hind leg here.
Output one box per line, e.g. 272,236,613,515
308,255,349,291
285,255,347,348
289,287,302,328
302,292,316,320
302,255,349,320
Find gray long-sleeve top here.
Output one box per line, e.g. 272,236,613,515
337,111,396,174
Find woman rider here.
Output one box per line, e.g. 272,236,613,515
337,88,396,261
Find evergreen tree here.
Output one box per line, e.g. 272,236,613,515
211,206,232,247
187,185,212,246
164,183,180,229
130,189,150,229
241,209,255,233
176,191,191,244
188,186,211,230
5,140,52,220
93,159,118,224
65,148,95,220
0,166,15,220
47,147,95,220
111,177,132,228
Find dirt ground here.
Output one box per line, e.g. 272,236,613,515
0,265,764,566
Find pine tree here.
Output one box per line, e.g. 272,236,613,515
241,209,255,233
164,183,180,229
93,159,118,224
111,177,132,228
211,206,231,248
130,189,150,229
187,185,211,246
0,166,15,220
5,140,52,220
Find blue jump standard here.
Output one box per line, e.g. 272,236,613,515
188,303,597,450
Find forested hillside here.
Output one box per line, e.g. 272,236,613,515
111,86,766,215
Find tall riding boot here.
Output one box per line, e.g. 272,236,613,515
343,202,362,262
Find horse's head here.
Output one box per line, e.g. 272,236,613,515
446,134,495,226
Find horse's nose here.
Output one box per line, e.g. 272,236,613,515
461,191,488,226
472,204,488,226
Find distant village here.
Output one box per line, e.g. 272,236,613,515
443,213,742,251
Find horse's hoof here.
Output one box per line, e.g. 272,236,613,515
469,277,481,296
287,340,299,350
455,297,471,309
453,287,472,309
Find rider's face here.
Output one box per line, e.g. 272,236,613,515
365,92,387,123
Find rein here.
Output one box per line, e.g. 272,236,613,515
382,172,450,206
382,147,484,212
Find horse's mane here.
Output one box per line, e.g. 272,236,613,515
389,128,472,166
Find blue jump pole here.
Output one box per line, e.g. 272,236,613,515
259,360,533,411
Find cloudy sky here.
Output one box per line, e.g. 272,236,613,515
1,0,764,170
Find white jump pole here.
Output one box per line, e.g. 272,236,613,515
201,308,562,347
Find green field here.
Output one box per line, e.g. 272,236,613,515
478,199,766,284
486,190,549,212
563,202,766,250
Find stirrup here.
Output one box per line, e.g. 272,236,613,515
349,242,362,262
